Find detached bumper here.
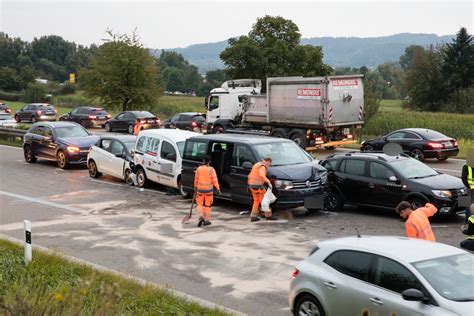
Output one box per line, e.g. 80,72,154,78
424,148,459,158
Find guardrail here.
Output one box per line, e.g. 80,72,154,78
0,127,26,141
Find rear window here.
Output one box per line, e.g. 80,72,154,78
90,108,108,115
324,250,374,282
192,115,206,122
183,140,207,162
416,129,449,140
134,111,154,118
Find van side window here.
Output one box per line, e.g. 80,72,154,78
136,136,148,152
183,140,207,162
161,141,177,162
233,145,255,167
146,138,160,155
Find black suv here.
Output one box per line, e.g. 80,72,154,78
181,134,328,211
59,107,111,128
15,103,57,123
320,152,467,215
164,112,207,133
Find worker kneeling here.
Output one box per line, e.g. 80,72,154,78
248,157,278,222
194,155,220,227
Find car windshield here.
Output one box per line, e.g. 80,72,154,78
55,126,90,138
390,158,438,179
254,142,312,166
0,114,12,120
124,141,135,152
177,141,185,157
134,111,154,118
413,254,474,302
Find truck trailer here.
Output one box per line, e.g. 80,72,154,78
205,75,365,149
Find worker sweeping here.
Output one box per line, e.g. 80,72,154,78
194,155,220,227
395,201,438,241
248,157,278,222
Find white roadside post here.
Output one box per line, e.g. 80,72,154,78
24,220,32,266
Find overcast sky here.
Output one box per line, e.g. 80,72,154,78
1,0,472,48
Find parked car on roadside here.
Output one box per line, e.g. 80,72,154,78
23,122,99,169
0,102,12,114
0,113,18,128
133,129,199,196
59,107,111,128
289,236,473,316
163,112,207,133
360,128,459,161
181,134,329,211
105,111,161,134
15,103,58,123
320,152,467,215
87,135,136,183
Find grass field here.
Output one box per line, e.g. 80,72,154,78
0,239,228,315
379,99,404,112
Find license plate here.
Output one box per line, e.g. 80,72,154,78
304,196,325,210
443,142,452,148
147,119,155,123
99,116,106,119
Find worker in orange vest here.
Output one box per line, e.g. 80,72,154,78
194,155,220,227
395,201,438,241
248,157,278,222
133,119,143,135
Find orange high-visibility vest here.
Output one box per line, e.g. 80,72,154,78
195,165,219,193
405,204,437,241
248,162,267,189
134,122,141,135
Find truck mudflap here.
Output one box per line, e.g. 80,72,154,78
306,139,357,151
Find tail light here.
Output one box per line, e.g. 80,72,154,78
346,134,353,139
428,142,443,149
88,115,97,120
54,109,58,114
6,108,11,113
191,121,198,127
156,118,161,124
454,140,458,147
106,114,111,119
292,268,299,279
37,110,42,115
139,120,146,124
314,136,324,144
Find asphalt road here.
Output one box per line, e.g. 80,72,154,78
0,144,467,315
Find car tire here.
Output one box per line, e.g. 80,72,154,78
105,123,111,132
15,114,21,123
437,156,448,161
409,197,427,210
294,294,325,316
362,144,374,152
124,168,134,185
178,178,190,198
410,148,425,161
128,124,134,134
325,190,343,212
24,145,37,163
136,168,148,188
324,146,335,150
290,130,307,148
88,160,100,178
56,150,69,169
213,125,225,134
31,116,38,123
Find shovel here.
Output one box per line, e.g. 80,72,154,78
181,193,196,224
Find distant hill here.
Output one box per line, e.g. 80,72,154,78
152,33,454,73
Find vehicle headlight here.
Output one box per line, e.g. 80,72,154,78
66,145,80,153
320,172,328,184
274,180,293,190
431,190,452,199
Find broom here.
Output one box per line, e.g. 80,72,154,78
181,193,196,223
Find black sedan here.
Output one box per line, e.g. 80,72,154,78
164,112,207,133
23,122,99,169
59,107,111,128
360,128,459,161
105,111,161,134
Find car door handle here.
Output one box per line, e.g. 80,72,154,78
369,298,384,306
323,282,337,289
368,183,375,189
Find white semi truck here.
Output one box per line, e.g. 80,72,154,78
205,75,365,149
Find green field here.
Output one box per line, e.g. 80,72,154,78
0,239,228,315
379,99,404,112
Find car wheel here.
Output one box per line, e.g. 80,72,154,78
128,124,134,134
178,178,190,198
410,148,425,161
136,168,148,188
437,156,448,161
294,294,325,316
124,168,133,184
409,197,426,210
88,160,100,178
24,145,37,163
56,150,69,169
324,146,335,150
31,116,38,123
290,131,307,148
105,123,111,132
15,114,21,123
362,144,374,152
213,125,225,134
325,190,343,212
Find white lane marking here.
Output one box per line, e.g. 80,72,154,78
0,191,87,214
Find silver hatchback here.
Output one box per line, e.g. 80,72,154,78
289,236,473,316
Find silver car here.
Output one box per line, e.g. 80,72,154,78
289,236,473,316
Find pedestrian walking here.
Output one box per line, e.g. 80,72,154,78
461,155,474,221
395,201,437,241
194,155,220,227
460,204,474,251
247,157,278,222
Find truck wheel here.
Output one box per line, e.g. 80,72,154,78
213,125,225,134
271,128,287,138
290,130,307,148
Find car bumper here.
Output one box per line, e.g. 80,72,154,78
38,115,57,121
274,185,329,210
89,119,107,127
432,198,466,215
67,152,89,164
424,148,459,158
141,123,161,130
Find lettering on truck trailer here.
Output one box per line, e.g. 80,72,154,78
297,88,321,99
332,78,359,89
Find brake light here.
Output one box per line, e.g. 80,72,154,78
292,268,299,279
140,119,146,124
66,145,80,153
88,115,97,119
314,136,324,144
106,115,111,119
346,134,353,139
454,140,458,147
37,110,42,115
191,121,198,127
156,118,161,124
428,142,443,149
54,109,58,114
6,108,11,113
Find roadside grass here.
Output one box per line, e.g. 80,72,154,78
0,137,22,147
379,99,403,112
0,239,229,315
156,95,204,119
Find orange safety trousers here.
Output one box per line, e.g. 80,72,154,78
196,192,213,221
250,188,272,217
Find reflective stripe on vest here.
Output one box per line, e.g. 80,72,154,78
248,162,266,189
407,211,435,241
196,166,216,193
469,215,474,224
468,165,474,189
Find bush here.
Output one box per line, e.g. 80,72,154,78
21,83,48,103
58,83,76,95
0,91,21,101
52,94,98,108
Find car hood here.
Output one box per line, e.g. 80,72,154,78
409,173,464,190
268,161,326,181
442,300,474,316
58,136,99,148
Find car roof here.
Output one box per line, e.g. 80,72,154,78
318,236,466,263
28,103,54,106
31,121,81,128
398,128,449,139
325,151,411,162
189,133,295,145
98,135,136,142
138,129,199,142
179,112,203,116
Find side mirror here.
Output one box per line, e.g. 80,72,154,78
402,289,429,303
115,153,124,158
242,161,253,170
388,176,398,182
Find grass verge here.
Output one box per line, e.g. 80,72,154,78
0,238,229,315
0,137,22,148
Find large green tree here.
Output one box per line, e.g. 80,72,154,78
80,30,160,112
158,51,202,93
220,16,331,90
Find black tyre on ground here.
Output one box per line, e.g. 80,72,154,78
362,144,374,152
290,130,307,148
409,196,427,210
15,114,21,123
105,123,111,132
270,128,287,138
213,125,225,134
410,148,425,161
325,190,343,212
56,150,69,169
31,116,38,123
128,124,134,134
293,294,325,316
124,168,132,184
437,156,448,161
24,145,37,163
178,178,190,198
136,168,148,188
324,146,335,150
88,160,100,178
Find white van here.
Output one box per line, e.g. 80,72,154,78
133,129,199,196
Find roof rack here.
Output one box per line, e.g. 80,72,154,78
377,156,387,162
